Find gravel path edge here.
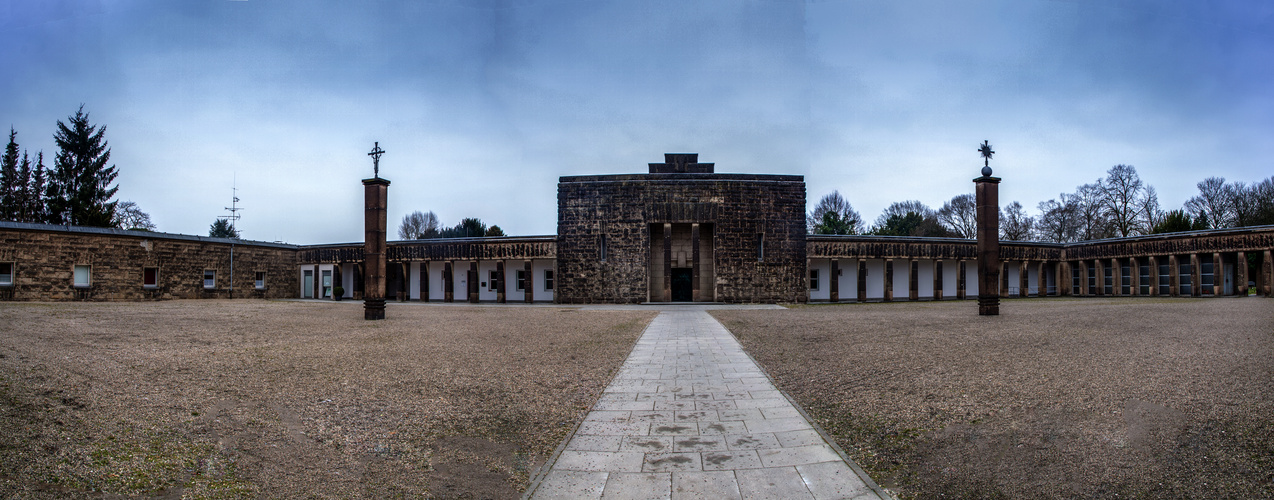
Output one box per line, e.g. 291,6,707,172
708,310,897,500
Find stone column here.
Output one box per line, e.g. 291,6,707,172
1213,252,1223,295
857,259,867,302
333,265,343,300
1169,255,1180,297
1110,258,1121,296
524,260,534,303
692,223,701,302
1236,251,1248,296
884,259,894,302
934,260,944,300
468,262,479,303
1190,253,1201,297
496,261,506,303
1080,261,1090,296
444,261,454,302
1057,261,1068,296
1019,261,1029,298
1128,257,1139,296
1038,261,1048,296
421,261,430,302
830,259,840,303
957,260,967,300
663,223,672,302
909,260,919,301
1149,256,1159,296
362,177,390,320
1000,263,1010,298
975,172,1000,315
1258,250,1268,297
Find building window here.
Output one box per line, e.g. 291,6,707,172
74,265,91,287
255,271,266,290
809,269,819,290
599,233,607,262
204,269,216,289
544,269,554,290
757,233,764,262
143,267,159,288
516,270,527,291
0,262,12,286
489,270,499,291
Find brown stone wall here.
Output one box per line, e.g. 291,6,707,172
556,173,807,303
0,224,299,301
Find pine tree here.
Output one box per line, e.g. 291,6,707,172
27,152,46,223
46,106,118,227
13,152,31,222
0,128,19,220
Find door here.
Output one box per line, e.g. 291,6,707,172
671,268,693,302
302,270,314,298
321,270,332,298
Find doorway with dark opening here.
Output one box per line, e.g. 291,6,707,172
671,268,693,302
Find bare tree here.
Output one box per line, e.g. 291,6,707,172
1075,182,1111,240
1036,194,1081,243
398,210,440,240
937,193,977,238
807,191,863,234
1100,164,1148,238
1139,185,1163,234
1183,177,1234,229
113,200,156,231
999,201,1035,241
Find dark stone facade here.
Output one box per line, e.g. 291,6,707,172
555,154,807,303
0,222,299,301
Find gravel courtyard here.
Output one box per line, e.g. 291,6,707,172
712,298,1274,499
0,300,654,499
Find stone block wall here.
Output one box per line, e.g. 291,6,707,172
0,223,299,301
557,173,806,303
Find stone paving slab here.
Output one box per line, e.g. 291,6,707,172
527,309,890,499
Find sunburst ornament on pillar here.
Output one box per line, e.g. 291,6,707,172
978,140,995,176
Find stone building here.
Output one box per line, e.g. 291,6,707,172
1,153,1272,303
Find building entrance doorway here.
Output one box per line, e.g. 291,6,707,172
671,268,693,302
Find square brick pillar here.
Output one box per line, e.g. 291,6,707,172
1169,255,1180,296
830,259,839,302
957,260,967,300
884,259,894,302
468,262,480,303
974,173,1000,315
1079,261,1089,296
663,223,672,302
362,177,390,320
934,260,944,300
857,259,867,302
444,261,454,302
1000,263,1010,298
909,260,919,301
1258,250,1268,297
1190,253,1201,297
1110,259,1121,296
1019,261,1029,298
1057,261,1068,296
1149,256,1159,296
1236,252,1247,296
1038,261,1048,296
421,261,430,301
496,261,506,303
692,223,701,302
1213,252,1223,295
524,260,534,303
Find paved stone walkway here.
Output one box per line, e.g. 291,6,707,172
527,309,888,499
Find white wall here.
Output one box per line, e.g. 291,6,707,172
865,259,885,299
915,259,934,298
891,261,908,299
533,259,555,302
942,261,959,297
808,259,830,301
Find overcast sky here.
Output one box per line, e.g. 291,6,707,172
2,0,1271,243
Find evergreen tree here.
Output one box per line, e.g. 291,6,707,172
1151,209,1193,234
209,218,239,238
13,152,31,222
46,106,119,227
26,152,46,223
0,128,18,220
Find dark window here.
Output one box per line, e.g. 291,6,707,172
255,271,266,289
757,233,764,261
544,269,554,290
489,270,499,291
809,269,819,290
0,262,12,286
599,233,607,261
143,267,159,288
204,270,216,289
516,270,527,291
